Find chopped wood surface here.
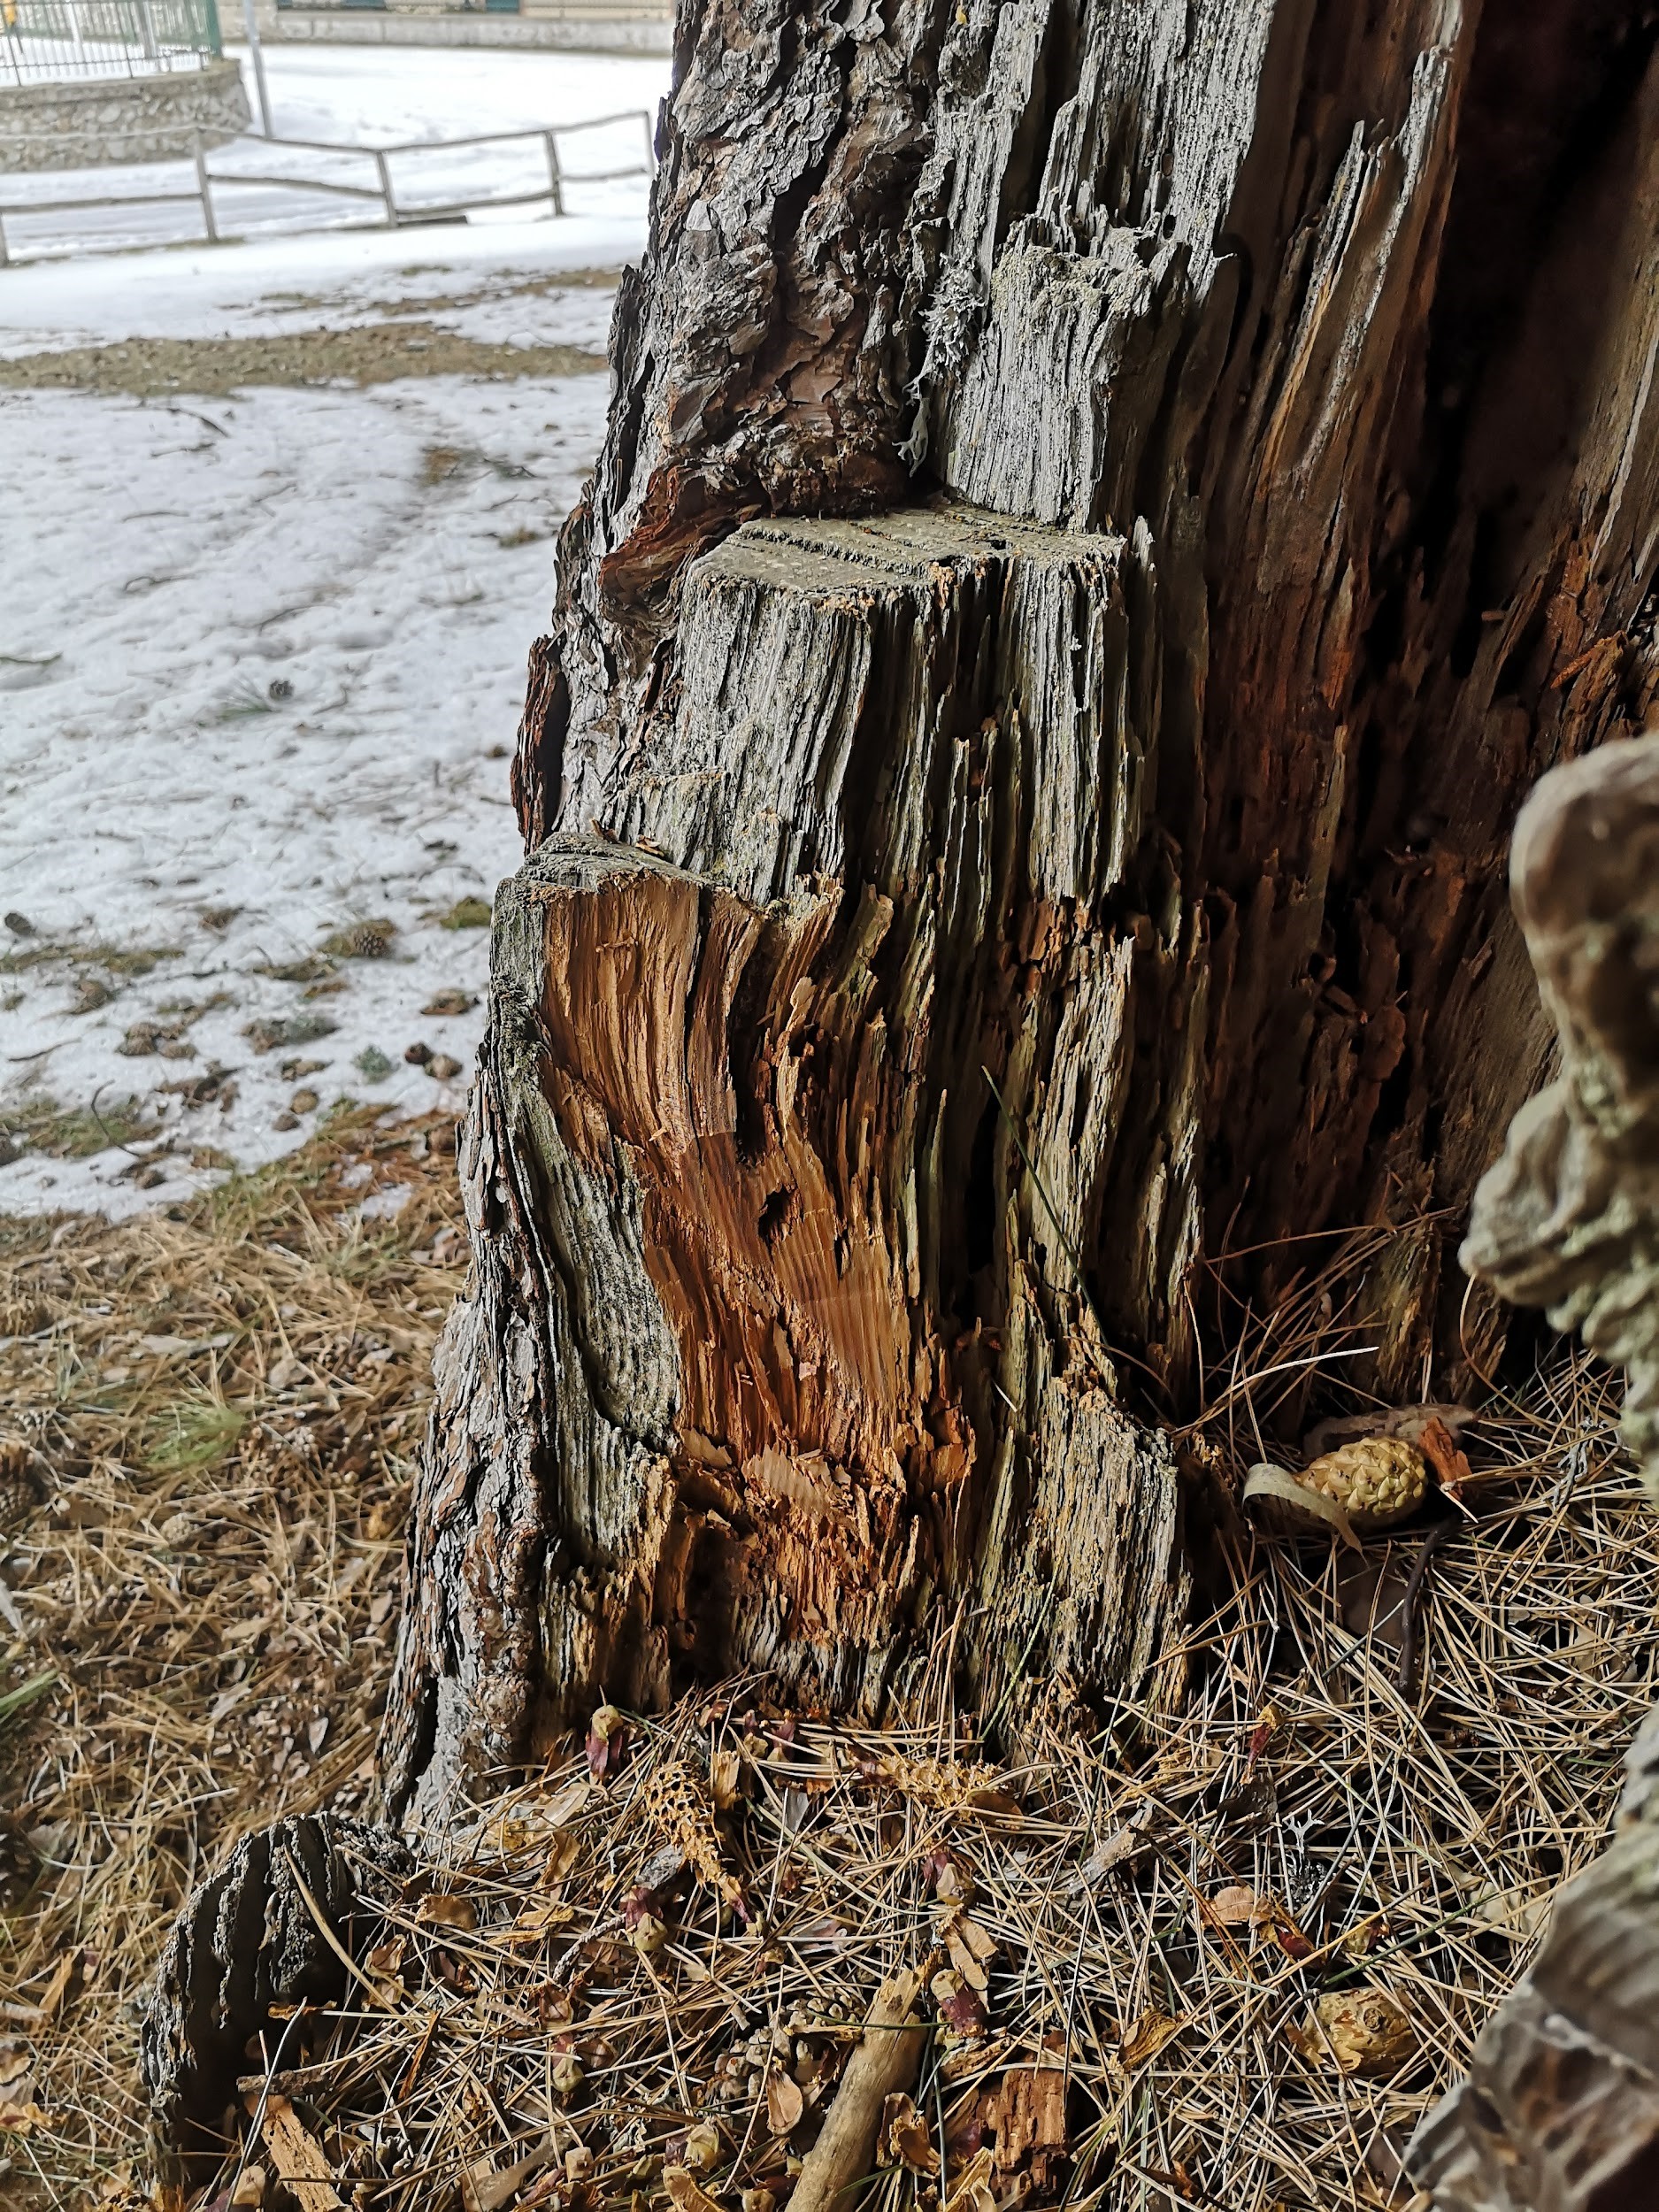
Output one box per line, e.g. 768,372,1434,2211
387,509,1188,1819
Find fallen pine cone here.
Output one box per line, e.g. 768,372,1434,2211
1290,1988,1415,2077
0,1440,40,1528
1303,1437,1429,1527
1246,1436,1430,1545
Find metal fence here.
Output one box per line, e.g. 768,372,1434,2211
0,106,655,260
1,0,222,84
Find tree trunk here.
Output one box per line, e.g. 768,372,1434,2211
380,0,1659,1825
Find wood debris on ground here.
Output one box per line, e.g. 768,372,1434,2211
0,1168,1651,2212
173,1339,1658,2212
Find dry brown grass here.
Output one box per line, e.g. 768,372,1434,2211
0,1108,471,2208
0,330,607,400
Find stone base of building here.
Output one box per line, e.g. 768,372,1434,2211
0,58,251,171
257,7,672,55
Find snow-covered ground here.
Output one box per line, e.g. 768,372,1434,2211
236,42,667,145
0,48,666,1216
0,213,641,352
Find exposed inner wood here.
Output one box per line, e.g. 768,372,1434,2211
388,511,1189,1822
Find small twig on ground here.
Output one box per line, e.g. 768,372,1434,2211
787,1970,928,2212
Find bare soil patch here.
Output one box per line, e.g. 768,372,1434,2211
0,325,605,398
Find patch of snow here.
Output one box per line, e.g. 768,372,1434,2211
0,217,635,354
228,42,669,148
358,1183,412,1222
0,45,662,1219
0,361,610,1217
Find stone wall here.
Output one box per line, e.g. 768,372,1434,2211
256,5,672,55
0,59,250,172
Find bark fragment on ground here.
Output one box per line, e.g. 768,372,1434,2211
143,1814,410,2173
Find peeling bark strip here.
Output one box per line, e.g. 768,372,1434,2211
1405,735,1659,2212
1407,1702,1659,2211
397,0,1659,1810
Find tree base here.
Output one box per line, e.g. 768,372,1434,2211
383,506,1194,1823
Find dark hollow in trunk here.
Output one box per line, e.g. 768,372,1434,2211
380,0,1659,1826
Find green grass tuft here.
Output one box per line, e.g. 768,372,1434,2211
0,1671,57,1736
0,1094,155,1160
438,896,492,932
143,1392,247,1475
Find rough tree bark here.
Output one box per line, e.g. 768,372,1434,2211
380,0,1659,1824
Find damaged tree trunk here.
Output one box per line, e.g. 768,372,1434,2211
380,0,1659,1825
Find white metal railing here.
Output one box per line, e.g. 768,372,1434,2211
1,0,222,82
273,1,678,13
0,107,654,261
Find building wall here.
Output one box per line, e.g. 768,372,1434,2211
0,56,250,169
257,1,672,53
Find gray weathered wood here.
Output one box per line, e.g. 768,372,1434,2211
787,1967,928,2212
